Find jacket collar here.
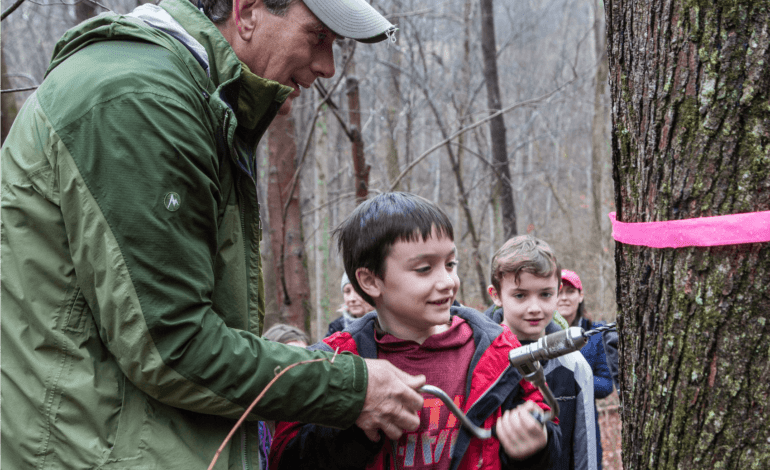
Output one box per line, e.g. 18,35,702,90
159,0,292,133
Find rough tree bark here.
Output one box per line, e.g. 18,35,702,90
480,0,517,239
267,113,312,331
1,50,18,144
607,1,770,469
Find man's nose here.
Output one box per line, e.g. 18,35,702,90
312,45,335,79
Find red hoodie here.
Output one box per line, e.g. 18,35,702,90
269,306,561,470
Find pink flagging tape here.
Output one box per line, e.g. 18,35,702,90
608,211,770,248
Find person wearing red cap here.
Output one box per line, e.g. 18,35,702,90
558,270,615,470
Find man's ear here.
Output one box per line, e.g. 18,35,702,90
233,0,261,40
356,268,382,301
488,285,502,307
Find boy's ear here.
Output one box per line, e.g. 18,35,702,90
488,285,503,307
356,268,382,301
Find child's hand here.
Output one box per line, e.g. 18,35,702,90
495,401,548,460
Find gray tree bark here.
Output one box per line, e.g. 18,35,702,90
607,1,770,468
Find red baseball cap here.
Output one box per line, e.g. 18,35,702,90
561,269,582,291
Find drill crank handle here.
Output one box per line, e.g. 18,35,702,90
419,385,547,440
419,385,492,439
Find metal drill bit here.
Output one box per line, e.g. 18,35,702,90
583,322,616,337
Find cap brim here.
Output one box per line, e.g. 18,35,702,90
303,0,397,43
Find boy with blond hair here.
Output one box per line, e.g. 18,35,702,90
270,193,560,470
485,235,597,470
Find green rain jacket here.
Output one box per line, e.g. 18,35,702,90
0,1,367,468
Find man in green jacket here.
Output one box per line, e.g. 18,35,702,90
0,0,424,468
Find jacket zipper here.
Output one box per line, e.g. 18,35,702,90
241,426,250,470
224,109,252,470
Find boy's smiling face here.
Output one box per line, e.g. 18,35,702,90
491,271,558,342
358,227,459,344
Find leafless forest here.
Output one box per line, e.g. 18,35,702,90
1,0,616,339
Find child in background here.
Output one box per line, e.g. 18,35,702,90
326,272,375,336
557,269,614,470
270,192,560,470
263,323,311,348
485,236,597,470
259,323,311,469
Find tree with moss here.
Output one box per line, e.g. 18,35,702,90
606,1,769,468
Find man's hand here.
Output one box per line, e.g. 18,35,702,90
496,401,548,459
356,359,425,441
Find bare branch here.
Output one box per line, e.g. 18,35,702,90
1,86,38,94
25,0,110,10
388,75,577,191
1,0,26,21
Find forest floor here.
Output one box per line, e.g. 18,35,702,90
598,390,623,470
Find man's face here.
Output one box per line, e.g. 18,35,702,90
363,227,460,344
235,1,337,115
491,272,558,342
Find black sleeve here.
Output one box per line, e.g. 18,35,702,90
326,317,344,337
603,329,620,391
272,423,384,470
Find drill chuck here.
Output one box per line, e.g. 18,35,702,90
508,327,587,375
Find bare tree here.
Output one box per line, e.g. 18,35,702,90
607,1,770,468
480,0,516,239
1,49,18,143
267,113,312,331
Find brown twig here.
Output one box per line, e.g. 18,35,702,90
206,350,339,470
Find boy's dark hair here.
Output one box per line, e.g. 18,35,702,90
334,192,454,306
490,235,561,293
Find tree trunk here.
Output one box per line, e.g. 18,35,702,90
589,0,610,316
607,1,770,469
480,0,517,239
267,113,312,332
343,40,369,204
76,0,98,23
385,42,402,192
1,50,18,144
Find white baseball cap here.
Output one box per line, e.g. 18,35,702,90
303,0,397,43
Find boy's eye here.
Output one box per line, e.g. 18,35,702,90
542,292,553,298
513,293,525,300
317,31,327,42
446,261,458,270
415,266,431,273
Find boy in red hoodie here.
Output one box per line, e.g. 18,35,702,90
270,192,560,470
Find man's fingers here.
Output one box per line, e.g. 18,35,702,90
380,421,406,441
403,372,427,391
357,359,424,440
